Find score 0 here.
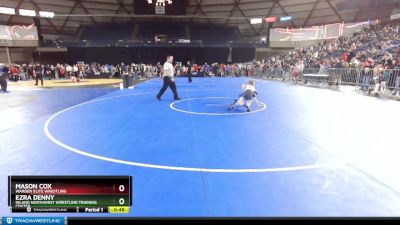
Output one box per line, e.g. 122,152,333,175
118,184,125,192
118,184,126,205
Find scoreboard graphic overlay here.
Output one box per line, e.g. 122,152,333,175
8,176,132,214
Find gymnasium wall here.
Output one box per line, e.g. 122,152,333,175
33,47,256,65
0,47,35,65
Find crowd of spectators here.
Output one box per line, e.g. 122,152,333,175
0,62,161,82
0,61,259,82
1,23,400,96
240,23,400,96
253,23,400,70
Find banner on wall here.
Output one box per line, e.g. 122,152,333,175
270,21,374,43
0,24,39,46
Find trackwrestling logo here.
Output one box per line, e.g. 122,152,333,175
2,217,64,225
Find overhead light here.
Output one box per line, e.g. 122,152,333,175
250,18,262,24
147,0,173,6
0,7,16,15
280,16,293,21
265,17,277,23
19,9,36,17
39,11,54,18
261,37,266,42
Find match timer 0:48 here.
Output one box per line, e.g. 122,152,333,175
109,206,130,214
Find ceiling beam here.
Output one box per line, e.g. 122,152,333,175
234,0,258,35
274,0,296,27
326,0,344,22
111,0,134,23
6,0,24,24
224,0,238,26
40,30,76,35
189,0,211,24
187,3,332,15
13,1,121,9
187,0,275,7
116,0,132,14
188,0,202,23
41,0,133,7
238,13,350,29
60,0,80,32
352,9,362,22
29,0,61,33
302,0,319,27
196,0,213,24
77,1,98,24
257,0,276,35
41,24,78,29
189,8,274,14
187,0,323,10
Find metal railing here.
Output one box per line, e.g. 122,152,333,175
254,67,400,94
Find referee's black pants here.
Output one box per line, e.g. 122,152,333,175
187,72,192,83
35,73,44,86
157,76,179,99
0,76,7,91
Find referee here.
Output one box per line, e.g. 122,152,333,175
186,60,192,83
156,55,181,101
34,62,44,86
0,64,8,93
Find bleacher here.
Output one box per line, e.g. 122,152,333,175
137,22,186,40
80,25,133,41
190,24,237,45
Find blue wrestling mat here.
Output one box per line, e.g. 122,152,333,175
1,77,400,216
